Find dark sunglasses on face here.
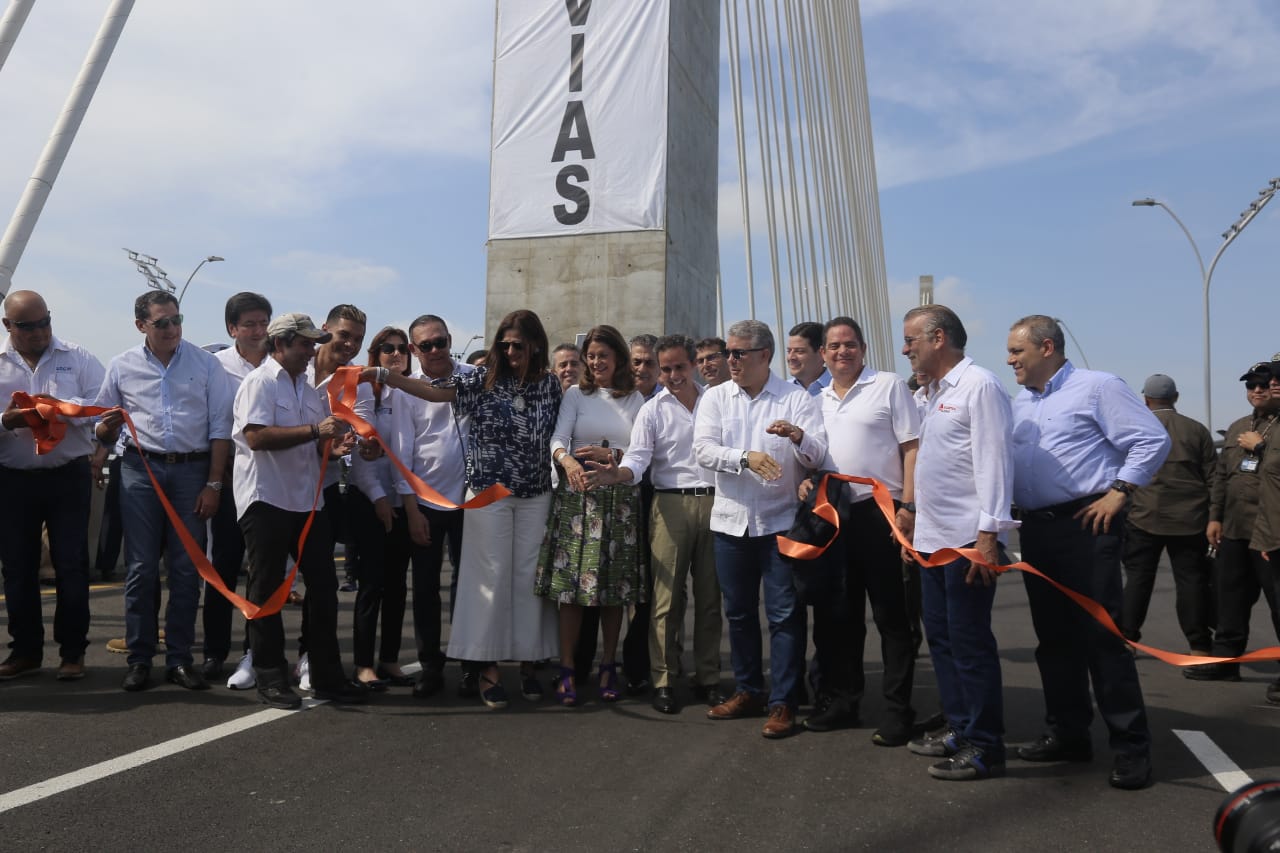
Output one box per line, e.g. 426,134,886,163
7,314,52,331
1246,381,1271,391
414,337,450,352
379,343,410,355
496,340,526,352
148,314,183,329
726,347,765,360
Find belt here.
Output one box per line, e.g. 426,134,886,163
655,486,715,497
125,446,211,464
1013,493,1104,521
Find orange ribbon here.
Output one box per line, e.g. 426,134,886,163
777,472,1280,667
326,366,511,510
10,390,319,620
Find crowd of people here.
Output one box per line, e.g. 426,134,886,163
2,288,1279,791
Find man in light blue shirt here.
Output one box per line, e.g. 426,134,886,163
1006,314,1170,791
95,292,233,693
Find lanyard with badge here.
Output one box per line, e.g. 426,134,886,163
1241,414,1275,473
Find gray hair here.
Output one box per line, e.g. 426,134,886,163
904,304,967,351
1010,314,1066,356
629,333,658,351
726,319,775,356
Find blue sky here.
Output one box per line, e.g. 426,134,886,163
1,2,1277,433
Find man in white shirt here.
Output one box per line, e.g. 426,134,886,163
800,317,920,747
95,292,234,693
393,313,474,698
901,304,1016,781
201,292,272,681
695,337,730,387
0,291,105,681
694,319,827,739
787,322,831,396
234,313,363,709
587,335,723,714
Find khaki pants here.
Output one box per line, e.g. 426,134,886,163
648,492,721,688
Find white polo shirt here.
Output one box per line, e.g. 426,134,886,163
389,364,475,508
619,385,713,490
215,344,263,388
913,357,1018,553
0,335,105,468
819,367,920,502
233,359,327,518
693,372,827,537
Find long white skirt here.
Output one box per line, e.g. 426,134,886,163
445,491,559,662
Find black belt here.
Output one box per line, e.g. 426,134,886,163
1013,493,1104,521
655,486,715,497
125,446,211,464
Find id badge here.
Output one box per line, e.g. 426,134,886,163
1240,457,1259,473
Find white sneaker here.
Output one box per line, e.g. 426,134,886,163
295,653,311,691
227,652,256,690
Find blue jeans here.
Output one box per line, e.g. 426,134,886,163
714,531,805,708
120,453,209,669
920,550,1005,757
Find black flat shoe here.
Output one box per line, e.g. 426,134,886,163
1109,752,1152,790
314,680,371,704
122,663,151,692
376,666,415,687
652,687,678,714
258,683,302,710
1016,733,1092,763
414,668,445,699
166,664,211,691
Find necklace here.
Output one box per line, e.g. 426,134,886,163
510,378,527,412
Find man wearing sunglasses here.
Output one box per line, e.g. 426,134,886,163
94,291,234,692
0,291,106,682
1188,361,1280,705
694,319,827,739
393,313,475,698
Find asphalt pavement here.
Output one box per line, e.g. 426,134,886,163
2,560,1278,852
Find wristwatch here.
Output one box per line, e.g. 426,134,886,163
1109,479,1134,496
205,481,224,492
740,450,750,473
901,502,916,513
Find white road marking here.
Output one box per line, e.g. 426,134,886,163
0,662,424,815
1173,729,1253,792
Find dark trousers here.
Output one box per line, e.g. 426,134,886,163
349,489,411,668
1022,514,1150,754
1211,538,1280,662
1121,523,1213,650
0,459,92,662
201,472,246,663
811,499,915,723
920,549,1004,757
240,500,344,690
94,454,123,579
409,503,463,672
621,479,654,685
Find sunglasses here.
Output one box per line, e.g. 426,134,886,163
379,343,410,355
148,313,184,329
1246,381,1273,391
496,340,526,352
726,347,765,360
7,314,52,331
414,337,450,352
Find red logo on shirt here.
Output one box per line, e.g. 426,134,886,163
936,403,957,413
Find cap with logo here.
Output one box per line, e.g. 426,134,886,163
1239,361,1277,382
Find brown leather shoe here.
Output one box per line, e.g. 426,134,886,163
706,690,767,720
762,704,797,739
57,659,86,681
0,655,41,680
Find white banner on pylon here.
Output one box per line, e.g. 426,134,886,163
488,0,669,240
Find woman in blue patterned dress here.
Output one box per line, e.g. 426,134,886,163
535,325,645,706
368,309,561,709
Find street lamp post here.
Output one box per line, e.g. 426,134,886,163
1132,177,1280,431
123,249,223,306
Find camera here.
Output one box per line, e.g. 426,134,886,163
1216,779,1280,852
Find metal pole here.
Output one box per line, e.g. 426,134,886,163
0,0,135,295
177,256,223,306
0,0,36,75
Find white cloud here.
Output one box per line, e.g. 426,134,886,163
270,250,400,293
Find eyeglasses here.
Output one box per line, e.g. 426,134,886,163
1246,381,1272,391
148,313,184,329
379,343,410,355
414,337,450,352
695,351,726,364
496,340,526,352
726,347,765,360
7,314,52,331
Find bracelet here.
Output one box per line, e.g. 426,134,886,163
310,423,320,440
376,366,389,383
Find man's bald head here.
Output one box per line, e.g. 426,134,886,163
2,289,53,361
3,290,47,317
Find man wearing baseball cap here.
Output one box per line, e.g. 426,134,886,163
1120,374,1217,656
232,312,365,708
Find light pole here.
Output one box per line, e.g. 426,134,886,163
1132,177,1280,430
123,249,223,306
1054,317,1090,370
